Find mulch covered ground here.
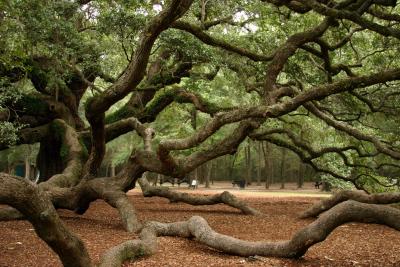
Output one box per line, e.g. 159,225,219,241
1,191,400,267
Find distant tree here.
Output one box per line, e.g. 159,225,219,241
1,0,400,265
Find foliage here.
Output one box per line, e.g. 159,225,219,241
1,0,399,191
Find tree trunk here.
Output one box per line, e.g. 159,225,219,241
280,147,287,189
245,142,252,185
228,154,237,180
24,157,30,180
111,163,116,177
257,141,262,186
36,136,65,182
205,162,211,188
262,142,272,189
297,130,305,188
297,160,304,189
198,165,205,185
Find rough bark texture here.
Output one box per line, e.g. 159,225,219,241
2,172,400,267
3,1,400,265
0,173,92,267
103,191,142,232
300,190,400,218
138,177,261,215
36,130,65,182
97,200,400,266
0,206,23,221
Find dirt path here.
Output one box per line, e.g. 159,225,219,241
1,191,399,266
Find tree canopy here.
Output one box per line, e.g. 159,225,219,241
1,0,400,266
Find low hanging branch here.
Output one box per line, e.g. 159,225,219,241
101,200,400,267
0,173,92,267
0,119,87,221
134,120,261,216
305,102,400,160
3,172,400,267
40,119,86,189
138,177,261,215
300,190,400,218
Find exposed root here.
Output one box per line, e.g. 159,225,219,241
2,173,400,267
138,177,261,215
99,221,191,267
0,206,24,221
40,119,86,190
100,200,400,266
0,173,92,267
103,191,142,232
300,190,400,218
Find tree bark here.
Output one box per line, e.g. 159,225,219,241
96,200,400,265
138,177,261,215
24,157,30,180
262,142,272,189
300,190,400,218
0,173,92,267
280,147,287,189
297,160,304,189
245,141,252,185
36,135,65,182
205,161,211,188
257,141,262,186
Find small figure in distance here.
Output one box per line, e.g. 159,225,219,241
189,179,198,189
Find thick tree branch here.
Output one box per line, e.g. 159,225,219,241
100,200,400,265
86,0,194,117
297,0,400,39
40,120,86,189
83,0,194,177
138,177,261,215
171,21,273,62
305,102,400,159
265,17,332,103
300,190,400,218
0,173,92,267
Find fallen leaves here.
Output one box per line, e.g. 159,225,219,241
1,193,400,266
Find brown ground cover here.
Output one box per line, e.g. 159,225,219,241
1,188,400,267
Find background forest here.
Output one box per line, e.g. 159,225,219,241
1,0,400,266
1,0,399,193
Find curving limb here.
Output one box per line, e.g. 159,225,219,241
300,190,400,218
305,102,400,160
2,172,400,267
138,177,261,215
0,206,24,221
101,200,400,266
171,20,274,62
0,173,92,267
103,190,142,232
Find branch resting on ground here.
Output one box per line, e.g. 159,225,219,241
134,123,261,216
101,200,400,266
300,190,400,218
138,177,261,215
2,173,400,267
0,173,92,267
